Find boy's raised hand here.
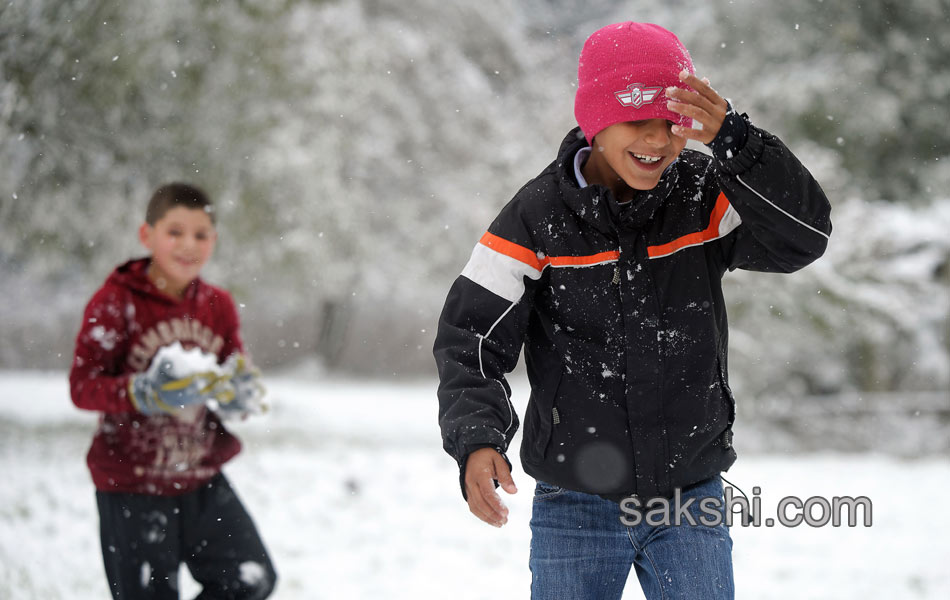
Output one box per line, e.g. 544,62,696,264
665,71,729,145
464,447,518,527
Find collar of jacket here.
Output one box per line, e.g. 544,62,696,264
555,127,680,234
109,256,203,304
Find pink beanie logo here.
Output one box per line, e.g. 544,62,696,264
615,83,663,109
575,22,695,143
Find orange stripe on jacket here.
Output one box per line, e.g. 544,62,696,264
647,192,731,259
479,232,619,270
479,232,545,271
548,250,620,267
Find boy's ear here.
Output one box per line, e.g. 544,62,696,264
138,223,152,248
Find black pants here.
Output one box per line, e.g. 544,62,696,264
96,473,277,600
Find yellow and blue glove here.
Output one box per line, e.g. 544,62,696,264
128,359,232,416
213,354,267,418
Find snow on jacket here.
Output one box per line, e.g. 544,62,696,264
70,257,243,496
435,124,832,502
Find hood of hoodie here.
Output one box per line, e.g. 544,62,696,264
554,126,680,234
107,257,204,304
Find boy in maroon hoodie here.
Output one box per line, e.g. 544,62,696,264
70,183,276,599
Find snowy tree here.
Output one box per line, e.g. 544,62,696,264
1,0,946,395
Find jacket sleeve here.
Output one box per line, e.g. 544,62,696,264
434,204,543,496
714,123,832,273
69,285,136,414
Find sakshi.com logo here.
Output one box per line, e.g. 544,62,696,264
618,486,873,528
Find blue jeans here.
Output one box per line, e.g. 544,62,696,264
529,476,734,600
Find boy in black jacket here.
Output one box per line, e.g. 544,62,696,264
434,22,831,599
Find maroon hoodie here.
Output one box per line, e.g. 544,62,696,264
70,257,243,495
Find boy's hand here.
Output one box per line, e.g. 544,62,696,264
665,71,729,145
213,353,267,419
228,354,265,404
464,447,518,527
129,361,223,416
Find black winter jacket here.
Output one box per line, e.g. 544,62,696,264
435,124,831,502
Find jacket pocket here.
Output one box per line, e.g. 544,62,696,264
717,356,736,425
523,369,564,464
716,353,736,448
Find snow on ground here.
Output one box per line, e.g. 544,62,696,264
1,369,947,599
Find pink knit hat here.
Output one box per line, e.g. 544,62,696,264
575,22,695,144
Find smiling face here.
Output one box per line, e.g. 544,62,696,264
138,206,217,298
583,118,688,200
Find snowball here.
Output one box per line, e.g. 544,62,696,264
147,341,223,380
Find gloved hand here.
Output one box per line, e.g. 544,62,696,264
128,358,227,417
212,353,267,418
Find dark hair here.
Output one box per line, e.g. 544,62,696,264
145,182,215,225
